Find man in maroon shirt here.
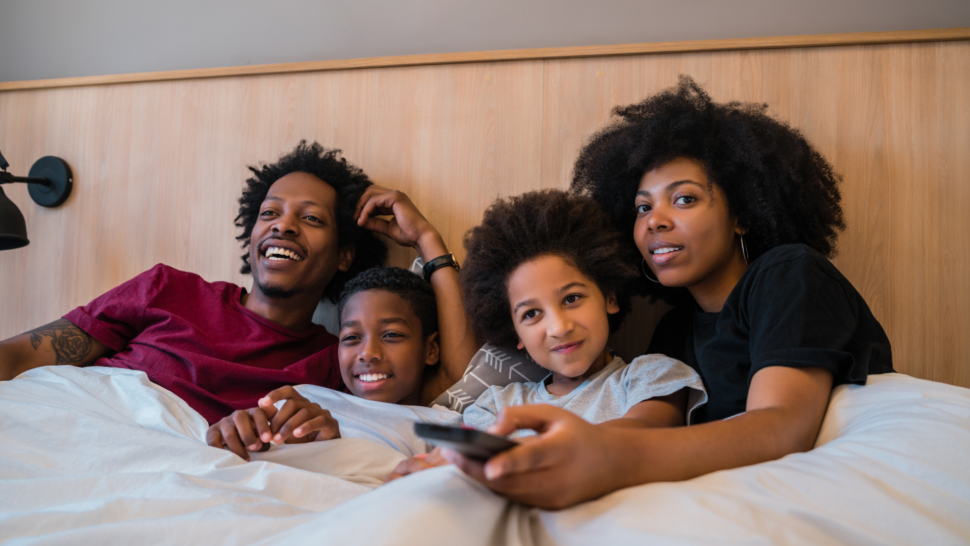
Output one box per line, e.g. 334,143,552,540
0,141,475,424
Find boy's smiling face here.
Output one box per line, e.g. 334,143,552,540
338,289,439,405
507,254,619,381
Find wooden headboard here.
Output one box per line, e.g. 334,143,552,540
1,29,967,388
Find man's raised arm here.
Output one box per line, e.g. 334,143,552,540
354,186,480,403
0,319,111,380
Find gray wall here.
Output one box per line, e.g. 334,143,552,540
2,0,969,82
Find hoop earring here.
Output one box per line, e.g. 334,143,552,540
740,234,749,266
641,258,661,284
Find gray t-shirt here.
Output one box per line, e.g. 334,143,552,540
462,354,707,437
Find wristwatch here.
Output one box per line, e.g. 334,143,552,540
423,253,460,282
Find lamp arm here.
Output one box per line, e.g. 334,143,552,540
0,171,54,187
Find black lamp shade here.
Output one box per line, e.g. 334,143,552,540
0,185,30,250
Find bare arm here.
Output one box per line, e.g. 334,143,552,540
600,388,688,430
354,186,480,404
413,230,478,404
0,318,112,380
444,366,833,509
613,366,833,482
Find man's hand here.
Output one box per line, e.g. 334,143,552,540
205,386,340,461
385,446,450,483
258,385,341,445
354,186,447,261
441,405,628,509
206,406,275,461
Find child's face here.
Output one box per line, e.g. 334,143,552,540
507,255,619,378
338,289,439,405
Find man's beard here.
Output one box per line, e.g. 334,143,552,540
256,279,299,299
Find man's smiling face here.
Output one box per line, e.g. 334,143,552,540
249,172,352,300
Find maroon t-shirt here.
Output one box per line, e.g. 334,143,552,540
64,264,343,424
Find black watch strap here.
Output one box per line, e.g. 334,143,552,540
423,253,460,282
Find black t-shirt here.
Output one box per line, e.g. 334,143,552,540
647,243,894,424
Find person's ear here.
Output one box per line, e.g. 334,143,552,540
516,338,525,351
337,246,355,272
733,217,747,236
605,293,620,315
424,332,440,366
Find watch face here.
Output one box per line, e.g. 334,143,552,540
423,254,458,281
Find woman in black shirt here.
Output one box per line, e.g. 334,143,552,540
444,76,894,509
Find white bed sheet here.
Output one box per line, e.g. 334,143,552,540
1,366,969,545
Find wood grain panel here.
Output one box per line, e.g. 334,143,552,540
1,39,967,386
2,28,968,92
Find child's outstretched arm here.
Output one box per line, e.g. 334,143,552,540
355,186,479,403
205,386,340,461
443,366,833,509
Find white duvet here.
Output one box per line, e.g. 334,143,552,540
1,366,969,545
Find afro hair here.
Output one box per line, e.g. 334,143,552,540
235,141,388,303
571,75,845,303
460,189,640,347
337,266,438,338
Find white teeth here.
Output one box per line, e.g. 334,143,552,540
654,247,683,255
263,246,304,261
357,373,391,383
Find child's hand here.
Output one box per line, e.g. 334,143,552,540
384,447,450,483
257,385,341,445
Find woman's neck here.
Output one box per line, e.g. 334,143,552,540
547,346,612,396
688,251,749,313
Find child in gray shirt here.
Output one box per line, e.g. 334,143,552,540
463,354,705,437
387,191,706,483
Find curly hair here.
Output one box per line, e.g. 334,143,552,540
337,267,438,338
235,141,387,302
571,75,845,302
460,189,640,347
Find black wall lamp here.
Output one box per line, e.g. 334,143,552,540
0,148,73,250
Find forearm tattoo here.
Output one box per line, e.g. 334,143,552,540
27,318,94,365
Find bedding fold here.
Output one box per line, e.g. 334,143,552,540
1,366,968,545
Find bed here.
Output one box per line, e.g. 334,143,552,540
2,365,968,545
2,27,969,546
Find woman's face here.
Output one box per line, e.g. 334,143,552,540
633,157,746,301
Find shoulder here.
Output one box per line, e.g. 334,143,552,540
487,380,540,401
741,244,852,299
145,263,228,286
134,263,202,288
465,383,521,419
476,381,540,410
141,264,239,298
749,244,832,273
143,263,189,280
748,244,847,281
624,354,700,383
95,264,191,302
